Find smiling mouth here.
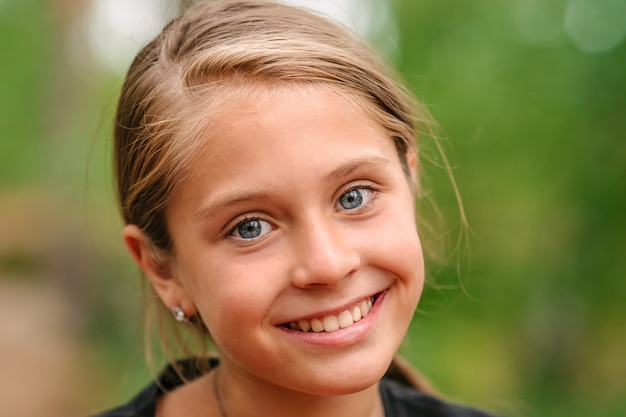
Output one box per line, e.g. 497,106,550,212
282,295,378,333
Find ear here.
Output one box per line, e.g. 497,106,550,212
122,224,195,315
405,148,419,191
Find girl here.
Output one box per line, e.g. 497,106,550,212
96,1,497,416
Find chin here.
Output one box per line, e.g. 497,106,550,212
289,354,393,396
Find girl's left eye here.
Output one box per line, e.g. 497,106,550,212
336,187,376,211
231,218,272,239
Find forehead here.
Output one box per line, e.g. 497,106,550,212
213,82,377,126
168,84,402,211
186,82,390,167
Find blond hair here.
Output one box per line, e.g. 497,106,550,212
114,0,436,392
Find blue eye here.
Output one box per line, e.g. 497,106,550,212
339,190,363,209
232,219,272,239
337,187,374,211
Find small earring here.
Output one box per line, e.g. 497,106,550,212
171,306,187,322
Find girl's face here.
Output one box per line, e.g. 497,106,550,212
164,86,424,395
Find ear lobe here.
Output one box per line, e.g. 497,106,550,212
122,224,193,312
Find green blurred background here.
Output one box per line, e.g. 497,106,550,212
1,0,624,416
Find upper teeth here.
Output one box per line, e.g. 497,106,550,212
288,297,374,333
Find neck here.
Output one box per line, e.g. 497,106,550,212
215,362,384,417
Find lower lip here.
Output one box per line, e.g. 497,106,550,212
277,291,387,349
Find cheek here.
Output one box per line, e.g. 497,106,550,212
181,254,280,334
368,202,424,300
373,198,423,268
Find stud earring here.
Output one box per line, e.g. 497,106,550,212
171,306,187,322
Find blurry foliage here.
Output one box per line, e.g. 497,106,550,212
0,0,52,185
0,0,624,416
391,1,626,416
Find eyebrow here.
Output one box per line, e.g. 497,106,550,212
194,191,272,222
325,155,390,183
193,155,390,222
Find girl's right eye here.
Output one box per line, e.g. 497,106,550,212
230,218,272,240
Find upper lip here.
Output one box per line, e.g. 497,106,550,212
276,289,385,325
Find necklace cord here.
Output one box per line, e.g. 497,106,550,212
213,368,227,417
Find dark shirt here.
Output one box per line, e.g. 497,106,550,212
94,359,497,417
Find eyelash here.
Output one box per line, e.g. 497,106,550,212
336,183,379,213
228,215,271,239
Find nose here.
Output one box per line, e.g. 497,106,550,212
289,217,361,288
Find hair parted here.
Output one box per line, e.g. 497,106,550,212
114,0,429,255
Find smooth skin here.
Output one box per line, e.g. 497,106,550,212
123,85,425,417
